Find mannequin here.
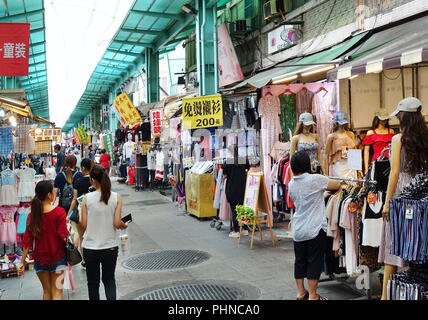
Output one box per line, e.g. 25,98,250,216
362,109,394,173
380,97,428,300
290,113,323,174
122,134,136,165
325,111,356,178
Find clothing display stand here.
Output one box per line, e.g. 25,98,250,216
239,172,276,249
319,176,379,299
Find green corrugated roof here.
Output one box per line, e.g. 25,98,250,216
0,0,49,120
63,0,199,132
233,32,368,89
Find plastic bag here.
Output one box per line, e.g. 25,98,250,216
62,265,75,292
118,230,131,257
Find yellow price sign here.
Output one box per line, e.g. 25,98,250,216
114,93,142,127
182,94,223,130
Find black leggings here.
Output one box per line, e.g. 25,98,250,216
83,247,118,300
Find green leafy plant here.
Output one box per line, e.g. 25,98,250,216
235,205,255,223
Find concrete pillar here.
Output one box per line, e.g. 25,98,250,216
145,47,159,103
195,0,218,96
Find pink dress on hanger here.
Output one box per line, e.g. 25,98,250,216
258,95,282,219
0,206,18,245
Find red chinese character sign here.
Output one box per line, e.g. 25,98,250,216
150,109,163,138
0,23,30,76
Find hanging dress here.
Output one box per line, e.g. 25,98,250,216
15,167,37,202
259,95,282,217
0,168,19,206
17,206,31,235
0,206,18,245
378,149,410,267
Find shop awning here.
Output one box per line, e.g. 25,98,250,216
232,33,367,89
328,15,428,80
0,95,55,127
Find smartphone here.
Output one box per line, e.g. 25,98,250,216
121,213,132,223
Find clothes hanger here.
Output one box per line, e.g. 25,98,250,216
283,88,293,95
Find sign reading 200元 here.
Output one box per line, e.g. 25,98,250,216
182,94,223,130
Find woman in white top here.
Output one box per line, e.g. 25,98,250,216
80,165,128,300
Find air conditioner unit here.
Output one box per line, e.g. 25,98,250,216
264,0,291,20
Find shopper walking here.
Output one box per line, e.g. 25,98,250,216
54,155,83,211
67,158,95,268
80,165,128,300
288,151,341,300
88,145,96,161
99,149,111,176
18,180,69,300
54,144,65,174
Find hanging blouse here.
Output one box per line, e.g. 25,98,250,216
362,129,394,162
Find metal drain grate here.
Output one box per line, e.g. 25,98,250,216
121,280,260,300
137,283,246,300
122,250,210,271
127,199,170,206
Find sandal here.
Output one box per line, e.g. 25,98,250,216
316,295,328,300
296,291,309,300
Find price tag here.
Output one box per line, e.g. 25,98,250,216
399,286,406,300
405,205,414,220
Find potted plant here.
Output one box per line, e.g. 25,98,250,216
235,205,255,224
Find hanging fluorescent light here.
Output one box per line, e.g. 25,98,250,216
0,109,5,117
9,115,17,127
271,74,298,85
181,4,197,15
301,65,337,77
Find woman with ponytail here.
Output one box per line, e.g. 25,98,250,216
80,165,128,300
18,180,69,300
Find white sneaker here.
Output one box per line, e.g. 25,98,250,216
229,231,240,238
242,230,249,236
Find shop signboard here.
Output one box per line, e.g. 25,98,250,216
150,109,163,137
0,23,30,76
102,133,113,156
29,128,62,143
182,95,223,130
268,25,301,55
217,23,244,87
76,126,90,144
113,93,142,127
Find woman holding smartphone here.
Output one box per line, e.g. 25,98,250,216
80,165,128,300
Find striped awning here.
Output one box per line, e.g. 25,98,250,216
328,15,428,80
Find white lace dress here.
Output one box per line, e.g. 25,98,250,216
15,168,36,202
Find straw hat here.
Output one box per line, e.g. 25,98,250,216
375,108,391,121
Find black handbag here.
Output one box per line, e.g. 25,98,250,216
68,207,79,223
66,237,82,266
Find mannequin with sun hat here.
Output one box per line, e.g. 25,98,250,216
362,108,395,174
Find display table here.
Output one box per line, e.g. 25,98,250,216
185,172,216,218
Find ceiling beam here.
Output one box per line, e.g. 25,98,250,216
106,48,142,58
130,9,184,22
121,27,163,36
154,15,194,52
112,39,153,48
0,8,44,21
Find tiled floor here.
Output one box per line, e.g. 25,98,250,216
0,181,381,300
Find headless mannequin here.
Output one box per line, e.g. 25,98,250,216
290,124,324,174
325,124,356,176
363,118,392,173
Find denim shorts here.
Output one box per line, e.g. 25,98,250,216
34,257,67,273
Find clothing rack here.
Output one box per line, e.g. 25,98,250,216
327,176,378,185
